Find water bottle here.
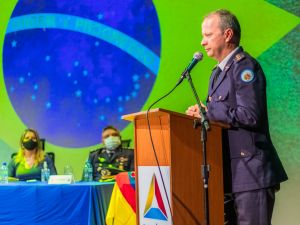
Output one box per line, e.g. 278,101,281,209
88,161,93,182
0,162,8,184
41,161,50,182
84,160,93,182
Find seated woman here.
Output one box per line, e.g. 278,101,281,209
8,128,57,181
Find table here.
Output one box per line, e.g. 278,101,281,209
0,182,114,225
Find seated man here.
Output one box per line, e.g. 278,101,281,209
88,125,134,182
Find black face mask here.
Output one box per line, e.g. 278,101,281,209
23,139,38,151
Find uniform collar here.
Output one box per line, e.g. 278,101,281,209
218,47,240,71
208,47,243,96
100,147,113,154
101,146,121,155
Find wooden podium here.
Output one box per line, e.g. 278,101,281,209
123,108,226,225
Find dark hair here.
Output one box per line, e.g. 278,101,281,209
102,125,120,135
206,9,241,45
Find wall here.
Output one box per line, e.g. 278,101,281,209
0,1,299,224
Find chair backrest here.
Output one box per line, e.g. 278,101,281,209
46,152,55,164
121,139,131,148
41,138,55,164
11,152,55,163
40,138,45,150
11,152,17,159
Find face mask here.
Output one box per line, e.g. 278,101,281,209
23,139,38,151
104,136,121,150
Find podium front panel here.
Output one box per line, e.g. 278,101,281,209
124,109,224,225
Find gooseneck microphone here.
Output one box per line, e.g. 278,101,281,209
176,52,203,86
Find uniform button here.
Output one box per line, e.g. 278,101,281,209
241,151,245,156
218,95,222,100
208,96,212,102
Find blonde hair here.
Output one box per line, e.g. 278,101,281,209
15,128,45,167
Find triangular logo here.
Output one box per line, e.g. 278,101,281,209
143,174,168,221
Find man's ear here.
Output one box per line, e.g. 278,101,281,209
224,28,234,43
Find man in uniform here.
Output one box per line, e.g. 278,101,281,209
87,125,134,181
186,9,288,225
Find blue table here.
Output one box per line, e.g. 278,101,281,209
0,182,114,225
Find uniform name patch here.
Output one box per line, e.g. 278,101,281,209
240,69,255,82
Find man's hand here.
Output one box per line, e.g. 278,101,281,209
186,102,207,118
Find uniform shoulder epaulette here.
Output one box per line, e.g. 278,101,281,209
90,148,102,154
121,147,134,151
233,52,246,63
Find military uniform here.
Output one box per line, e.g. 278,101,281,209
88,146,134,181
205,47,287,224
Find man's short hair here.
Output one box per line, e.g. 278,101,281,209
102,125,120,135
206,9,241,45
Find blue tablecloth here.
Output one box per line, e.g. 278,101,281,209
0,182,114,225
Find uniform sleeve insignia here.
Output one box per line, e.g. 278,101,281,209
240,69,255,82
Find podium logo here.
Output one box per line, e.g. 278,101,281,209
143,174,168,221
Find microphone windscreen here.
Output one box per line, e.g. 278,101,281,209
193,52,203,61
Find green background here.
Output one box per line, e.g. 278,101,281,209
0,1,299,224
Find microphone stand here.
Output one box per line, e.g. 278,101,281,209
184,71,210,225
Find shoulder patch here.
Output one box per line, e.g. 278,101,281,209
234,53,245,63
240,69,255,82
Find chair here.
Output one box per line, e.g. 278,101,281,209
46,152,55,164
11,152,17,159
40,138,55,164
121,139,131,148
11,152,55,164
40,138,45,150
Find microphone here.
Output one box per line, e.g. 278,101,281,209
176,52,203,86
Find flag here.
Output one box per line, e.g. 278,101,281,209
106,171,136,225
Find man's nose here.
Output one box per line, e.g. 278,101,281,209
201,38,206,46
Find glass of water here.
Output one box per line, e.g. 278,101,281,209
63,165,73,176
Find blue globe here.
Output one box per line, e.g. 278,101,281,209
3,0,161,147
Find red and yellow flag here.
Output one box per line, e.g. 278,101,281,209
106,172,136,225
